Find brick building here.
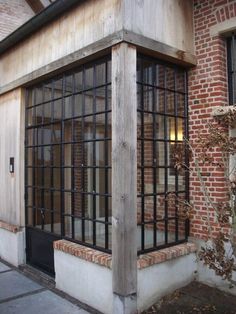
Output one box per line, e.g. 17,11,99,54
0,0,236,313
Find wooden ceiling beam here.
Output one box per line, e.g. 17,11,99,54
25,0,45,14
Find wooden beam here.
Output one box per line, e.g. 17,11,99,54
112,42,137,304
25,0,45,14
0,30,196,97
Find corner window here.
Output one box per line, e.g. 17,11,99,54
137,55,189,253
227,34,236,105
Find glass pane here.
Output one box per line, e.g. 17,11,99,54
53,168,61,189
53,98,62,121
53,211,61,235
156,221,165,246
176,70,185,92
143,59,153,85
155,115,165,139
166,67,175,90
74,94,83,116
84,220,93,244
35,87,43,105
27,108,34,126
96,223,105,248
155,64,165,88
65,216,72,238
65,74,73,96
178,219,186,241
155,89,165,113
54,78,63,99
85,65,93,89
166,91,175,115
84,89,93,115
96,62,106,86
44,83,53,103
74,70,83,93
52,146,61,166
35,105,43,125
144,223,154,249
64,96,73,119
167,219,176,243
74,218,82,241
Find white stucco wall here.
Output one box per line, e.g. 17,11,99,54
137,253,197,312
54,249,113,314
54,248,197,313
0,227,25,266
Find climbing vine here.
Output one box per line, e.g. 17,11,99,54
172,107,236,284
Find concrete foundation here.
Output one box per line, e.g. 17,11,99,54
54,247,197,314
137,253,197,312
54,249,113,314
113,293,137,314
0,227,25,267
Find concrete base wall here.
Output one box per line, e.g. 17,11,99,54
54,248,197,313
190,237,236,295
197,260,236,295
54,250,113,314
0,227,25,266
137,253,197,312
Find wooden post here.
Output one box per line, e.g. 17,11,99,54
112,42,137,314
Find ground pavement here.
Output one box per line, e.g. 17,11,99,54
1,258,236,314
0,259,90,314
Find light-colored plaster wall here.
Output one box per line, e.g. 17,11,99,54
54,250,113,314
0,228,25,266
137,253,197,312
0,89,25,226
54,249,197,314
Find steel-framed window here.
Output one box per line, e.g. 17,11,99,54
227,33,236,105
137,54,189,254
25,56,112,253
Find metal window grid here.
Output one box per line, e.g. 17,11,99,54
137,54,189,255
227,33,236,105
25,55,112,253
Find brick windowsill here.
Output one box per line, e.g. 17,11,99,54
137,243,197,269
0,220,21,233
54,240,112,269
54,240,196,270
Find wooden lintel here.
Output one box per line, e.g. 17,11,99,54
0,30,197,96
123,30,197,67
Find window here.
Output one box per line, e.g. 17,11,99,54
25,56,112,252
227,33,236,105
137,55,189,254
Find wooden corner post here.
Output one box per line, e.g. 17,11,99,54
112,43,137,314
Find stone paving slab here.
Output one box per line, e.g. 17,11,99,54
0,290,88,314
0,271,42,301
0,262,10,272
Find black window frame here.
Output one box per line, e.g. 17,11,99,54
25,55,112,254
137,54,189,255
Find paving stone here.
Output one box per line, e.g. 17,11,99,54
0,271,42,301
0,262,10,272
0,290,89,314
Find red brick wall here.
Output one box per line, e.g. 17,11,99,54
189,0,234,240
0,0,34,41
